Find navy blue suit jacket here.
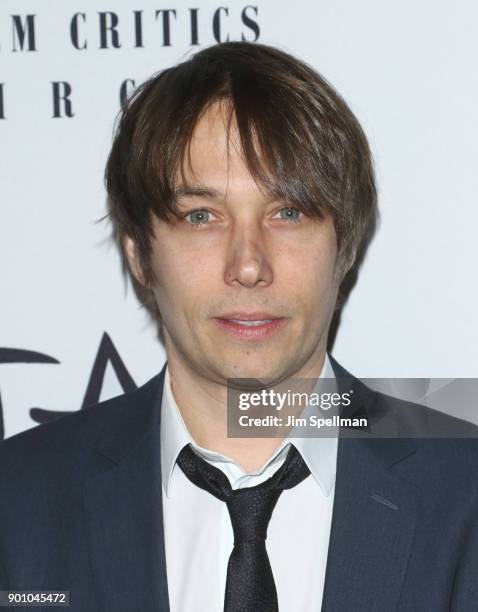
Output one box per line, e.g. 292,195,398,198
1,357,478,611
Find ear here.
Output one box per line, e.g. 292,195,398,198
123,235,146,286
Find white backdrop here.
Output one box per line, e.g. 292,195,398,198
1,0,477,439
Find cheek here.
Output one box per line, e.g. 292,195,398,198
150,241,217,308
279,235,338,295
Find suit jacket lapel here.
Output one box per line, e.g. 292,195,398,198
82,365,170,612
82,354,418,611
322,355,418,611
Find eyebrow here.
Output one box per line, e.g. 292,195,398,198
172,183,281,208
173,184,222,200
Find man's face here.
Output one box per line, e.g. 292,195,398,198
127,102,342,384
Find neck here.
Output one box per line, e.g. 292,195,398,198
164,341,328,473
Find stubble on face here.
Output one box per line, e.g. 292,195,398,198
144,102,342,386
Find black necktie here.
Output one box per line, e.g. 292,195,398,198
176,443,311,612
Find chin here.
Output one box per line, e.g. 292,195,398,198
214,357,291,383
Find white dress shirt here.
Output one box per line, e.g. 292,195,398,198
161,354,338,612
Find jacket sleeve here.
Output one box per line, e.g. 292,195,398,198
0,559,8,589
450,494,478,610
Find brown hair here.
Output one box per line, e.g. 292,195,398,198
105,41,377,325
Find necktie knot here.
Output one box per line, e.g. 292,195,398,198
176,442,311,611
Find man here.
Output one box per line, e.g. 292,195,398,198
1,41,477,612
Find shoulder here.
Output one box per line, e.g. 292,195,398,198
372,385,478,440
364,386,478,494
0,370,164,483
328,353,478,483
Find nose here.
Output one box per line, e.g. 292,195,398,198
223,221,273,288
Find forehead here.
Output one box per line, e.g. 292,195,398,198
179,101,260,192
171,99,330,222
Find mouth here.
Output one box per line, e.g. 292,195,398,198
213,313,287,340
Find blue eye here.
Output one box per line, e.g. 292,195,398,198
186,210,210,225
183,207,303,228
278,208,302,222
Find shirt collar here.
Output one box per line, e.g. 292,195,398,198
274,354,338,497
160,353,338,498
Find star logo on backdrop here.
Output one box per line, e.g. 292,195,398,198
0,332,137,440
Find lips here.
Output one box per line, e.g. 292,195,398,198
213,314,287,340
216,312,281,321
228,319,272,326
